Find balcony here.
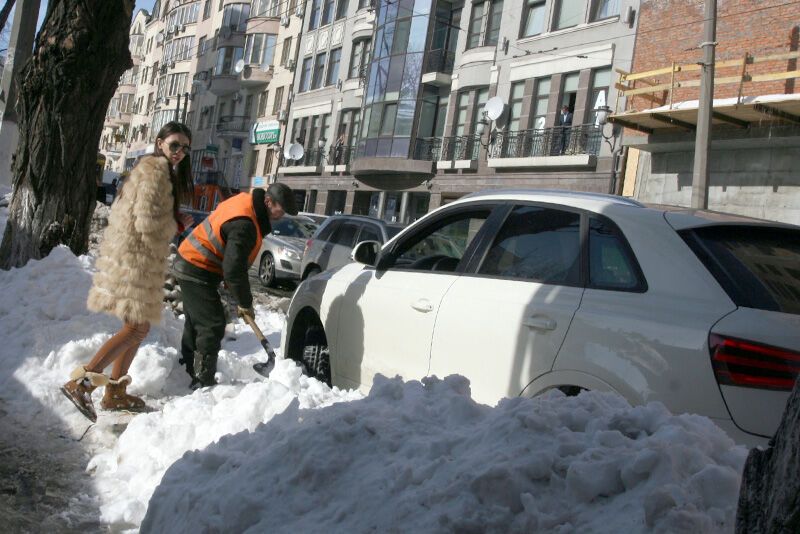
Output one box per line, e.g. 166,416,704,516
216,115,251,136
208,72,240,96
324,145,354,172
239,63,273,88
281,148,324,174
421,49,455,86
414,135,481,170
488,125,601,169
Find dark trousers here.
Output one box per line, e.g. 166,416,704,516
178,278,226,383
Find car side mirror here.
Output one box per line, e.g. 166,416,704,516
351,240,380,266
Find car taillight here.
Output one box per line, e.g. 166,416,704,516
304,239,312,255
709,334,800,391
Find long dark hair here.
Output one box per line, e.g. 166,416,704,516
153,121,194,222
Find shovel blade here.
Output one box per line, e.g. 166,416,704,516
252,357,275,377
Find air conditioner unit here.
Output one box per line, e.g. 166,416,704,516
286,58,295,71
277,110,288,122
280,14,289,27
295,4,305,17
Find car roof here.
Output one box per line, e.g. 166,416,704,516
327,214,395,226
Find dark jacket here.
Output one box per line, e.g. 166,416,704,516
173,188,271,308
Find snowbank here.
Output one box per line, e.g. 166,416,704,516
142,375,747,533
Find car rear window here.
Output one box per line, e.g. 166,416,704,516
680,225,800,315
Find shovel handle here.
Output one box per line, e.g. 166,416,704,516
242,314,265,341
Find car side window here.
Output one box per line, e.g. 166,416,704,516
316,219,340,241
330,223,359,247
479,205,581,285
390,210,490,272
589,217,644,291
359,224,381,244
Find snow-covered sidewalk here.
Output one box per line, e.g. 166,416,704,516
0,194,749,532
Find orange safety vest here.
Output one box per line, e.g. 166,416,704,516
178,193,264,275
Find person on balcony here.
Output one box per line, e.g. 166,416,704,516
559,105,573,155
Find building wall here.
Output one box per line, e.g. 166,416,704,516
626,0,800,224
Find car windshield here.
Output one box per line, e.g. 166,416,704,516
386,225,404,239
680,225,800,315
272,217,314,238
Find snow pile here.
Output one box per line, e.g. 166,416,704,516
142,375,747,533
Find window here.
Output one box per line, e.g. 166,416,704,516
592,0,619,21
453,92,469,136
392,210,491,271
244,94,254,118
215,47,244,75
197,36,207,56
380,103,397,136
331,223,360,247
244,34,278,67
336,0,348,19
262,151,273,175
480,206,581,285
280,36,293,66
299,57,313,92
326,48,342,86
309,0,321,30
321,0,335,25
203,0,212,20
521,0,547,37
221,3,251,32
561,72,579,112
532,77,550,129
507,81,525,131
466,2,484,49
554,0,583,30
272,86,284,114
253,0,280,17
588,217,643,291
467,0,503,49
312,52,327,90
471,87,489,129
589,67,612,125
358,0,371,8
257,90,269,116
349,39,371,79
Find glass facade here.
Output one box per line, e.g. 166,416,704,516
357,0,433,159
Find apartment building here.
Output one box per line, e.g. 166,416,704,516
611,0,800,224
100,0,303,211
279,0,639,222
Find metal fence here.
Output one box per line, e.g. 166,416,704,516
328,145,354,166
413,137,442,161
490,125,602,159
216,115,250,134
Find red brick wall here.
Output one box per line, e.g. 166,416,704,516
628,0,799,110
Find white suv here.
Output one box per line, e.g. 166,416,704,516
283,190,800,446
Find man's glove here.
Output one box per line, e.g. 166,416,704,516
237,306,255,322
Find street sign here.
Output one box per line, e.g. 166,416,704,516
252,120,280,145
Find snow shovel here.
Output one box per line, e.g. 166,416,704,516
242,314,276,377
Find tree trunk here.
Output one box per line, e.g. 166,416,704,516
0,0,134,269
735,377,800,533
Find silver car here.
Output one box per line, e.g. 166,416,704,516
299,215,404,280
255,215,316,287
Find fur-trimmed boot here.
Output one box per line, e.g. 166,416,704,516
100,375,146,411
61,366,109,423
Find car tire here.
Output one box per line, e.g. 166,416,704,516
259,252,276,288
304,266,321,280
302,326,331,386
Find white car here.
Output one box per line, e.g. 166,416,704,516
282,190,800,446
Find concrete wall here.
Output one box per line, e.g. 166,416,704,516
633,144,800,224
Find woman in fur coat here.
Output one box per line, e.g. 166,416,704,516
61,122,195,422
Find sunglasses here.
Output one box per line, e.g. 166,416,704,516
166,141,191,156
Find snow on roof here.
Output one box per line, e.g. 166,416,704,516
630,93,800,114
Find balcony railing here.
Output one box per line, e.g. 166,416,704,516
490,125,602,159
422,48,456,75
216,115,250,133
329,144,354,166
442,135,481,161
413,137,442,161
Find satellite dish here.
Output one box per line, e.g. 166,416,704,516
484,97,505,121
288,143,305,161
284,146,294,160
234,59,245,74
155,32,164,44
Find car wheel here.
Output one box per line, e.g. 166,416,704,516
259,253,276,288
302,326,331,386
304,266,321,280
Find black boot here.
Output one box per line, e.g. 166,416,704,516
192,351,218,389
178,350,195,380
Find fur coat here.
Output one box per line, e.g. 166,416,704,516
87,156,177,324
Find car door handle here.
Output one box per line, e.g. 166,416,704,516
411,299,434,313
524,316,557,330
